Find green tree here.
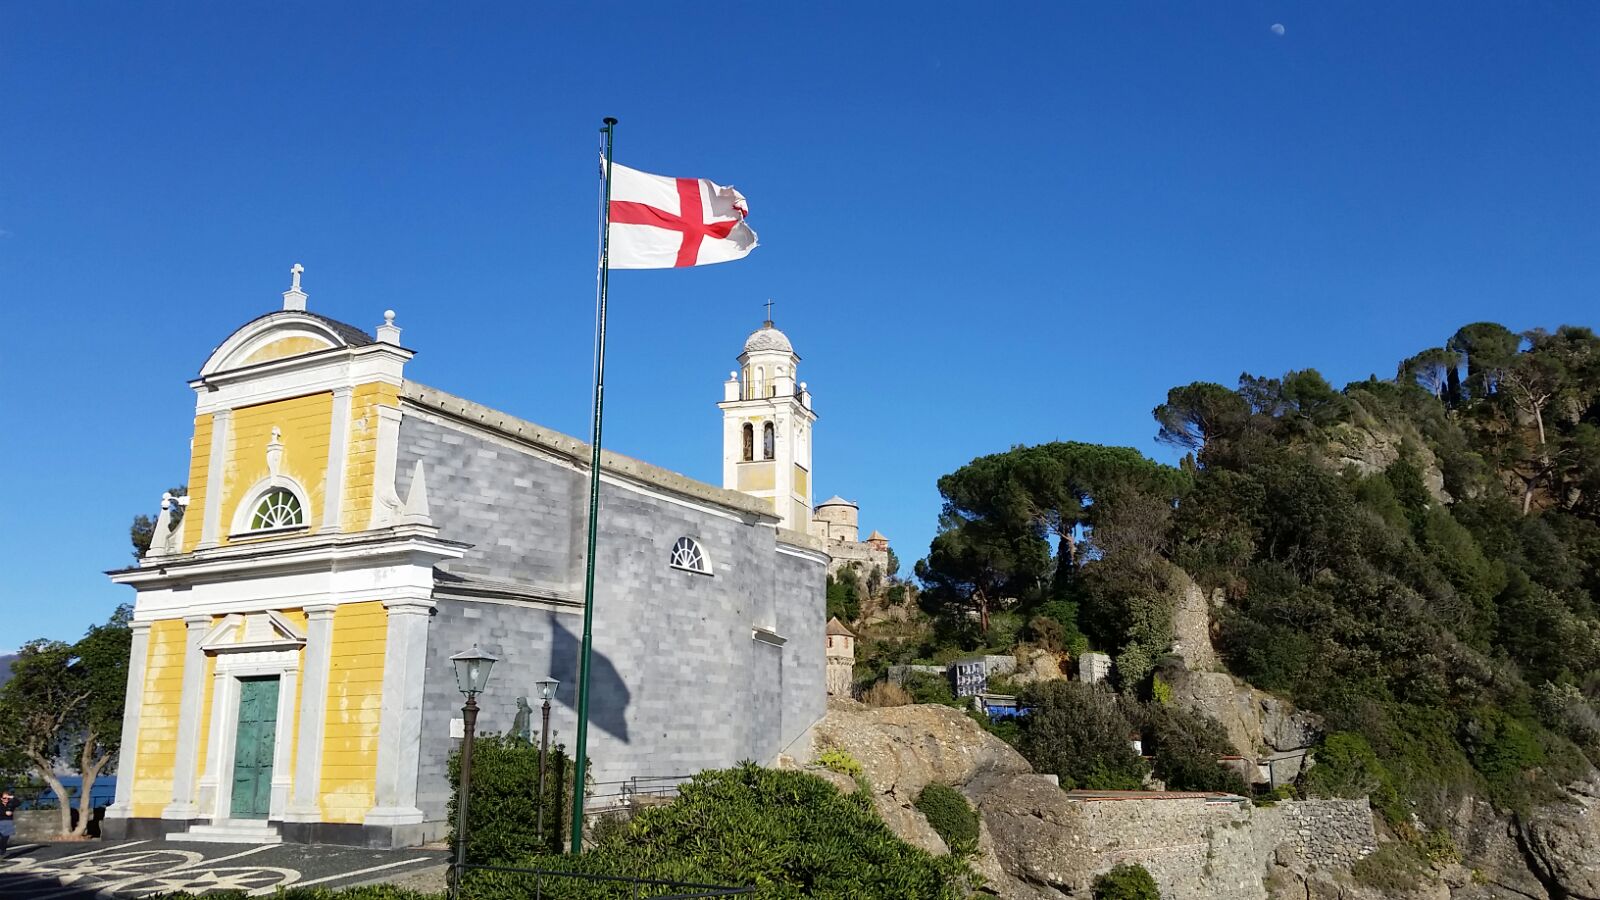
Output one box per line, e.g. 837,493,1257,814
1016,682,1148,790
0,606,131,836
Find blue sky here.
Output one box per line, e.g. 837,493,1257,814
2,3,1596,643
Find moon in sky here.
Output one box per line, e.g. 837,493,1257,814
1271,23,1286,36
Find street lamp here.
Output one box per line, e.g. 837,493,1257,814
449,644,498,900
534,677,559,847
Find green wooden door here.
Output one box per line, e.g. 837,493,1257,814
230,676,279,819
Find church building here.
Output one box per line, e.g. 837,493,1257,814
104,268,829,847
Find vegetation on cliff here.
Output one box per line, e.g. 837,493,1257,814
890,322,1600,831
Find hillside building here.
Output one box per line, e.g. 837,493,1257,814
808,496,893,582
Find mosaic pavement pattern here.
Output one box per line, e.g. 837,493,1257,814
0,839,446,898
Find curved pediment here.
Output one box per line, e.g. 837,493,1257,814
200,311,374,377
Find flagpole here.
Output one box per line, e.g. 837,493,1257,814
570,115,616,855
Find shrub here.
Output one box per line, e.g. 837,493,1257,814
467,763,971,899
1143,704,1249,794
904,671,963,707
914,783,979,855
1093,862,1161,900
862,680,912,707
448,733,569,862
1016,682,1148,790
153,888,436,900
1351,844,1427,894
1303,731,1388,800
816,747,863,779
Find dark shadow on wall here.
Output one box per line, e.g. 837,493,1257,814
552,617,630,743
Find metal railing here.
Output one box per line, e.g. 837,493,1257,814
585,774,694,815
456,862,754,899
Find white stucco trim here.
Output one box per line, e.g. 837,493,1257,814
227,474,314,540
365,598,435,827
193,338,412,417
162,616,213,820
109,528,467,622
322,387,353,531
197,651,302,823
105,622,151,819
198,409,232,549
284,604,336,822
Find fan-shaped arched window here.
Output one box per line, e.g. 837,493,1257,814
249,488,304,531
763,422,776,460
742,423,754,462
670,536,711,574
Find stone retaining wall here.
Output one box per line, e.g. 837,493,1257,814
1255,798,1376,871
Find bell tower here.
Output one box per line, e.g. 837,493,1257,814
719,312,816,531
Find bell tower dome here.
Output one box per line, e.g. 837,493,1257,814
719,314,816,531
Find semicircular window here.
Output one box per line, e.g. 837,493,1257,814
249,488,305,531
669,536,710,574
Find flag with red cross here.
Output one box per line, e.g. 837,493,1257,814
607,160,759,269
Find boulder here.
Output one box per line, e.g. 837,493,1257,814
1520,773,1600,900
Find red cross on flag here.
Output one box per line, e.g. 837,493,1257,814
607,160,759,269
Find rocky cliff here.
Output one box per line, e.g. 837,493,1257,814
808,703,1374,900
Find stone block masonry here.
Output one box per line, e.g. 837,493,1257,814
396,391,827,835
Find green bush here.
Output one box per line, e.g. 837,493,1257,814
903,671,963,707
1093,862,1161,900
1143,704,1248,794
448,733,569,862
1016,682,1148,790
152,888,436,900
815,747,863,778
1351,844,1427,894
466,763,970,899
914,783,979,855
1303,732,1388,800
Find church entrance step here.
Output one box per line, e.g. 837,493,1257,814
169,821,284,844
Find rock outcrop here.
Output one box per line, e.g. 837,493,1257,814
812,703,1375,900
1521,773,1600,900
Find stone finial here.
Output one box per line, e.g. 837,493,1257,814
266,426,284,476
283,263,308,311
400,459,432,526
377,309,402,345
144,491,189,559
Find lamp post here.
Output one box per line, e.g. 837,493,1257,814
534,676,559,848
449,644,498,900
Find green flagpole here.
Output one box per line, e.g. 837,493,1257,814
570,115,616,854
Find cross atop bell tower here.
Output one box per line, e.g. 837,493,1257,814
718,316,816,531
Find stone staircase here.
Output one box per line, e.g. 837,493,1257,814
168,820,284,844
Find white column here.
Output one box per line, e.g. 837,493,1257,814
198,409,231,549
196,667,231,817
162,615,212,820
285,604,337,822
268,665,299,818
365,597,435,827
322,388,352,532
106,622,151,819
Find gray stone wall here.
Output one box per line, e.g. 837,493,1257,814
1255,799,1376,872
398,405,827,830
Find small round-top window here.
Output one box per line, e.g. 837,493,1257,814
250,488,305,531
670,536,710,574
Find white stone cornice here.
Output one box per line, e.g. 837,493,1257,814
190,343,413,416
110,526,468,586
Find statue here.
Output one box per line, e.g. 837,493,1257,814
512,696,532,743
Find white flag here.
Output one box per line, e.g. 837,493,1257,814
606,160,759,269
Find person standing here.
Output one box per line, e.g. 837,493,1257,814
0,789,18,854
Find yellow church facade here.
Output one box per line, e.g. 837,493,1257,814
105,267,830,847
106,269,466,845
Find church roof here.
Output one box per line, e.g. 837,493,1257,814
230,309,376,349
817,495,856,508
742,322,794,355
826,617,855,637
866,530,888,542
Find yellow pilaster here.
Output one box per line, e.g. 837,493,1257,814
317,601,388,822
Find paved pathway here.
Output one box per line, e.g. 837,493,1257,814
0,839,447,898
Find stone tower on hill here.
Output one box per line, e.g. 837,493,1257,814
808,495,893,582
718,319,816,532
825,617,856,697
